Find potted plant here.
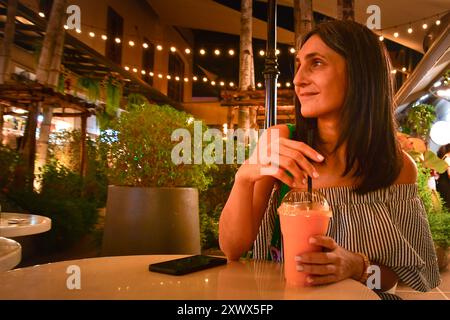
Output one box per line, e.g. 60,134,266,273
99,103,214,256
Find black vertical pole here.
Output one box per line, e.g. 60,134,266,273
264,0,279,129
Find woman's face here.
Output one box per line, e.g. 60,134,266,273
294,35,348,119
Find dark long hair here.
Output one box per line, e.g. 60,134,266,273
294,20,402,194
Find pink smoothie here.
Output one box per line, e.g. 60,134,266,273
278,205,332,286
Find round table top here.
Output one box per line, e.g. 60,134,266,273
0,255,380,300
0,212,51,237
0,237,21,272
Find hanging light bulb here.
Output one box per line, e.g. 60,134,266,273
132,68,138,73
76,29,82,34
214,49,221,56
220,81,225,86
170,46,176,52
166,75,172,80
379,35,384,41
200,49,206,55
149,72,154,77
259,50,265,56
402,67,407,72
203,77,208,82
124,66,130,71
101,35,107,40
286,82,291,87
129,40,135,47
211,81,216,86
38,12,45,18
115,37,121,44
64,25,69,30
229,82,235,87
143,43,149,49
193,76,198,81
185,48,191,54
156,45,163,51
175,76,180,81
394,32,399,38
141,70,146,75
184,78,189,82
290,47,296,54
422,23,428,29
89,32,95,38
228,49,235,56
407,26,413,34
436,19,441,26
257,83,262,88
158,74,163,78
275,49,280,55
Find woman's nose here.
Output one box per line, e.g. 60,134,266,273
293,66,310,87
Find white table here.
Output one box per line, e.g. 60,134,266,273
0,237,21,272
0,255,380,300
0,212,51,237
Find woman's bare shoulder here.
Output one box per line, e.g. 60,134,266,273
394,151,418,184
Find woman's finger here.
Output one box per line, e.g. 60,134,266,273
296,263,336,275
306,274,338,286
309,236,338,251
295,252,337,265
278,146,319,179
279,138,325,162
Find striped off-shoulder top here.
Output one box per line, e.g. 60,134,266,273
252,124,441,292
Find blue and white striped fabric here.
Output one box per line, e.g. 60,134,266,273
253,183,441,292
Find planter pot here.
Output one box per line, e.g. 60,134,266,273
102,186,200,256
435,246,449,271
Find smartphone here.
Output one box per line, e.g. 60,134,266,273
149,255,227,276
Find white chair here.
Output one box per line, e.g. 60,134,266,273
0,237,21,272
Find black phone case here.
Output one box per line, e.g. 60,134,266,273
149,255,227,275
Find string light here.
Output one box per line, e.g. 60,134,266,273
422,23,428,29
184,78,189,82
402,67,407,72
149,72,154,76
290,47,296,54
214,49,221,56
115,37,121,44
277,83,281,88
436,19,441,25
170,46,176,52
193,76,198,81
229,82,235,87
175,76,180,81
394,32,399,38
166,75,171,80
220,81,225,86
156,45,163,51
275,49,280,55
185,48,191,54
379,35,384,41
128,40,135,47
259,50,265,56
158,74,163,78
286,82,291,87
89,32,95,37
141,70,146,75
391,69,397,74
64,25,69,30
143,43,149,49
38,12,45,18
101,35,107,40
211,81,216,86
124,66,130,71
228,49,235,56
76,29,82,34
407,26,413,34
132,68,138,73
203,77,208,82
257,83,262,88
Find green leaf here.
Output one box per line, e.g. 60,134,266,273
423,150,448,174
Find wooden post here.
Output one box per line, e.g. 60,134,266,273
15,102,39,190
0,0,18,84
80,113,88,177
264,0,279,129
294,0,313,51
337,0,355,21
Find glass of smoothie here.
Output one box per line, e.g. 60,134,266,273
278,189,332,286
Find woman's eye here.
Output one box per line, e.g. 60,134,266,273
312,59,323,67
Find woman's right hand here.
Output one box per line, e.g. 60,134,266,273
235,128,325,188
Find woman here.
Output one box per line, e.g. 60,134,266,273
437,144,450,211
219,20,440,296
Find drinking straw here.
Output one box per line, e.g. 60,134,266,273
307,126,313,202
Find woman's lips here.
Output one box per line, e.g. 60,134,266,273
299,92,319,100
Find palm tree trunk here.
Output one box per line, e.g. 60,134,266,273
0,0,18,143
35,0,67,174
238,0,255,131
337,0,355,21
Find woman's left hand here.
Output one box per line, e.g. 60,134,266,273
295,235,364,286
